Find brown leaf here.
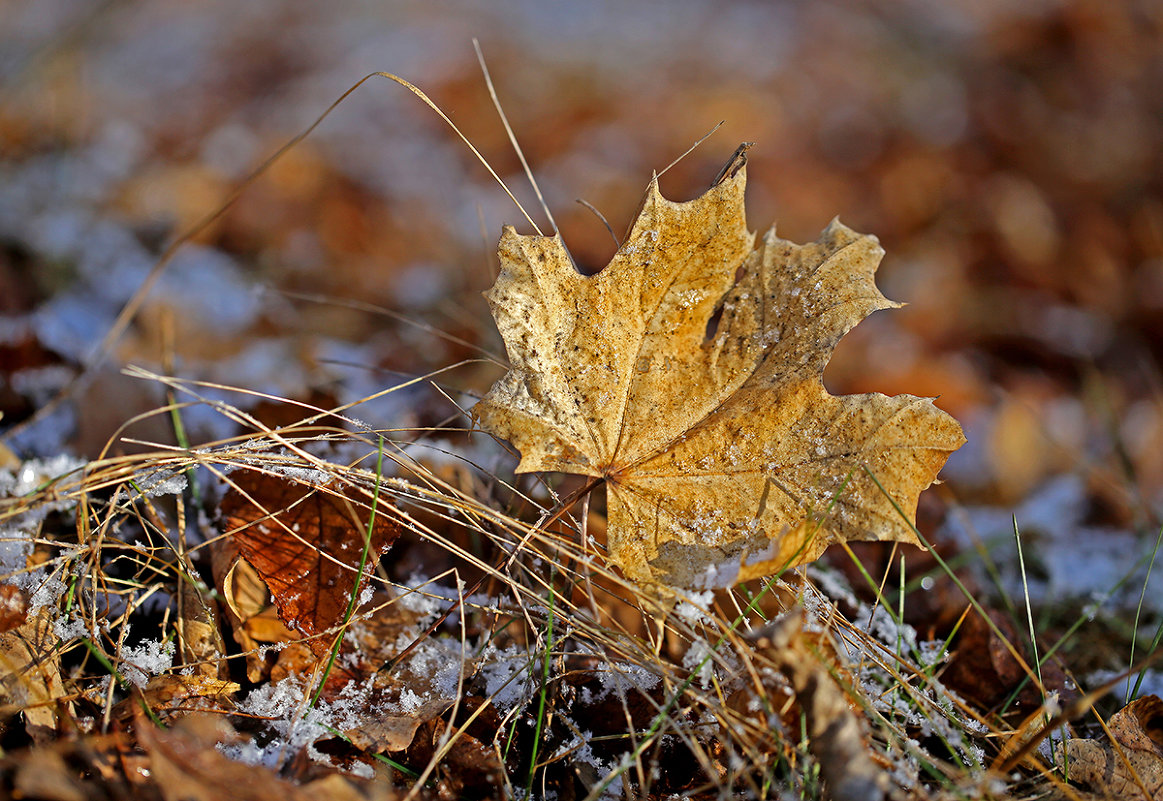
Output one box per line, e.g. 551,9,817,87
270,640,331,685
112,674,240,724
407,715,505,800
0,607,74,742
218,470,400,658
474,161,964,589
1064,738,1163,800
342,696,452,753
751,611,886,801
0,584,29,633
138,714,370,801
1058,696,1163,801
944,607,1076,714
1111,695,1163,758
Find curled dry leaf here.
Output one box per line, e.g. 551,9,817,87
213,537,284,683
1110,694,1163,758
474,160,965,589
217,470,400,658
751,610,886,801
112,674,240,724
175,556,228,680
1062,694,1163,800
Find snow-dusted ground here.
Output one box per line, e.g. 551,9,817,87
2,2,1161,794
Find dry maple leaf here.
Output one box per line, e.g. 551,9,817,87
473,161,965,589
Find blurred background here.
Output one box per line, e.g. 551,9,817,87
1,0,1161,568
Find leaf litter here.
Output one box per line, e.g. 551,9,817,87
0,112,1158,801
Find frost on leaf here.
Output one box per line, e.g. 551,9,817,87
473,162,965,590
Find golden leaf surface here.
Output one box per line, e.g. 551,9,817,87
474,165,966,589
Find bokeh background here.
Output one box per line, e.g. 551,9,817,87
2,0,1161,569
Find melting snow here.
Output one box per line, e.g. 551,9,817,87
940,474,1160,615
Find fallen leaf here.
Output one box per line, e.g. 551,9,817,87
212,536,278,683
406,714,505,800
751,610,886,801
1111,695,1163,758
112,674,240,724
341,696,452,753
1060,695,1163,800
0,584,29,633
175,556,229,680
0,607,74,742
1064,739,1163,800
270,640,333,685
217,470,400,658
137,713,386,801
474,159,965,588
944,607,1072,713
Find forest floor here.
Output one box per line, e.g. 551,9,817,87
1,1,1162,799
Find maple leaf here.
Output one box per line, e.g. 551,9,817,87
473,161,965,589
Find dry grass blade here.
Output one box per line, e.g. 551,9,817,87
0,388,1116,800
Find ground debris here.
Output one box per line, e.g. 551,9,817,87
137,712,395,801
751,609,887,801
